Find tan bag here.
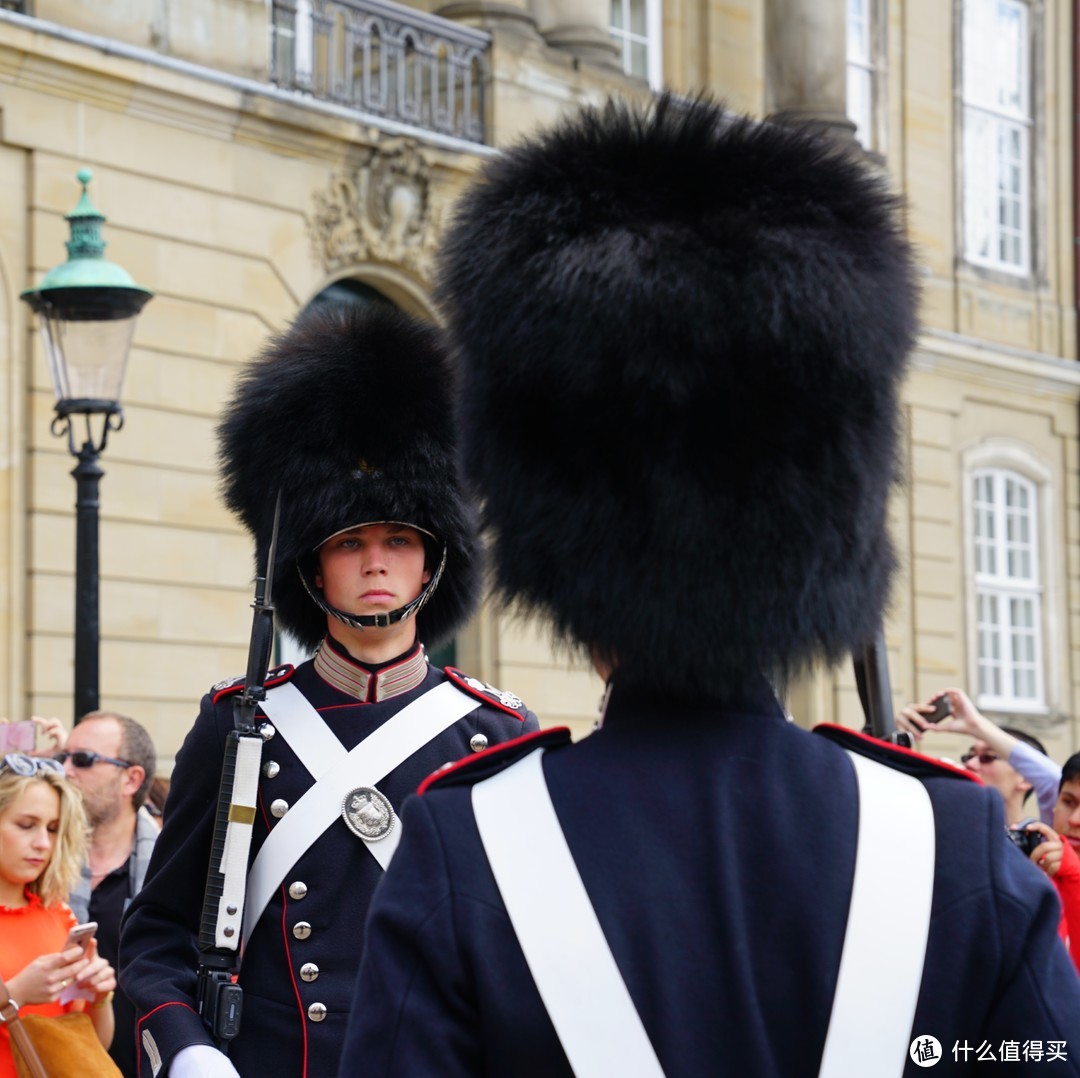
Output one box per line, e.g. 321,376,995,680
1,975,120,1078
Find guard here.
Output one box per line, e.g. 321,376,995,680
118,304,538,1077
340,97,1080,1076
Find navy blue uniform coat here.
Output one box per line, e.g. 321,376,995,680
119,643,537,1077
342,679,1080,1076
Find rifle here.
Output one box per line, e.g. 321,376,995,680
853,627,899,743
195,493,282,1047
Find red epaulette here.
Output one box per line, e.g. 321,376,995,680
444,666,531,720
419,727,571,795
210,664,294,705
813,723,982,784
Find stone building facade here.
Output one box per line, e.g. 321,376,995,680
0,0,1076,769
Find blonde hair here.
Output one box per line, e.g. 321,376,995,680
0,768,89,907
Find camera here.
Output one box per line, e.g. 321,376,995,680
924,693,952,724
1005,822,1044,857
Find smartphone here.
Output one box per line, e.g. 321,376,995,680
64,921,98,955
924,693,953,724
0,720,36,753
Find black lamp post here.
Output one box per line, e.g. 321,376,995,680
20,169,153,724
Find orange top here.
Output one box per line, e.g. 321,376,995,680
0,891,79,1078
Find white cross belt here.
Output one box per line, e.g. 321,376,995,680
243,679,478,949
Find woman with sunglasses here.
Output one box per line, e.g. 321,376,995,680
0,753,117,1076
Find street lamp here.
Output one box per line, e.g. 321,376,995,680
20,169,153,723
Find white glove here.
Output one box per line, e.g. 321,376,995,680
170,1044,242,1078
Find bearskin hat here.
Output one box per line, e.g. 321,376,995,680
217,303,480,651
437,95,919,699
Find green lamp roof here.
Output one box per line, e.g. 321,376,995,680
21,168,153,302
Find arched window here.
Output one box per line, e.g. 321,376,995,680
304,277,395,314
971,467,1044,708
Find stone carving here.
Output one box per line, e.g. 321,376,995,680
309,140,438,277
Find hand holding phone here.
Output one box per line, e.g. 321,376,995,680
923,693,953,724
64,921,98,956
60,922,98,1004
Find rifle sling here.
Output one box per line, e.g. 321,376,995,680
212,732,264,949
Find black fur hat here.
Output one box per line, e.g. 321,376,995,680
437,95,919,699
218,303,480,651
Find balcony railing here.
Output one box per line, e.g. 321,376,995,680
270,0,489,144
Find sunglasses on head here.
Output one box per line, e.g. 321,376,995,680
961,751,1000,766
54,750,132,770
0,753,65,777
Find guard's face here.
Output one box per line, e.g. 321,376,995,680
316,523,431,620
1053,779,1080,854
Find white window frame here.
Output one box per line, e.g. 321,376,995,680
962,441,1055,715
269,0,314,88
610,0,663,90
960,0,1033,276
846,0,886,154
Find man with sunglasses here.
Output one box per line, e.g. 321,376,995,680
60,710,158,1077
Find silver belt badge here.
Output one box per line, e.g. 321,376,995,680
342,786,397,842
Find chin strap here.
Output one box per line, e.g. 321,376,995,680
298,543,447,632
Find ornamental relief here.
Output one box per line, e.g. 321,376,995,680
308,140,441,279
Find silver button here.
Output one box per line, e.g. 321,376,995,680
288,881,308,900
293,921,312,940
271,799,289,818
469,733,488,753
258,722,276,741
300,963,319,983
263,760,280,779
307,1002,327,1022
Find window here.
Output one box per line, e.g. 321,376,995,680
610,0,662,89
972,468,1044,709
270,0,313,90
846,0,884,153
961,0,1032,274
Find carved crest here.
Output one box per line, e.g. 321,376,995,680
309,140,436,277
